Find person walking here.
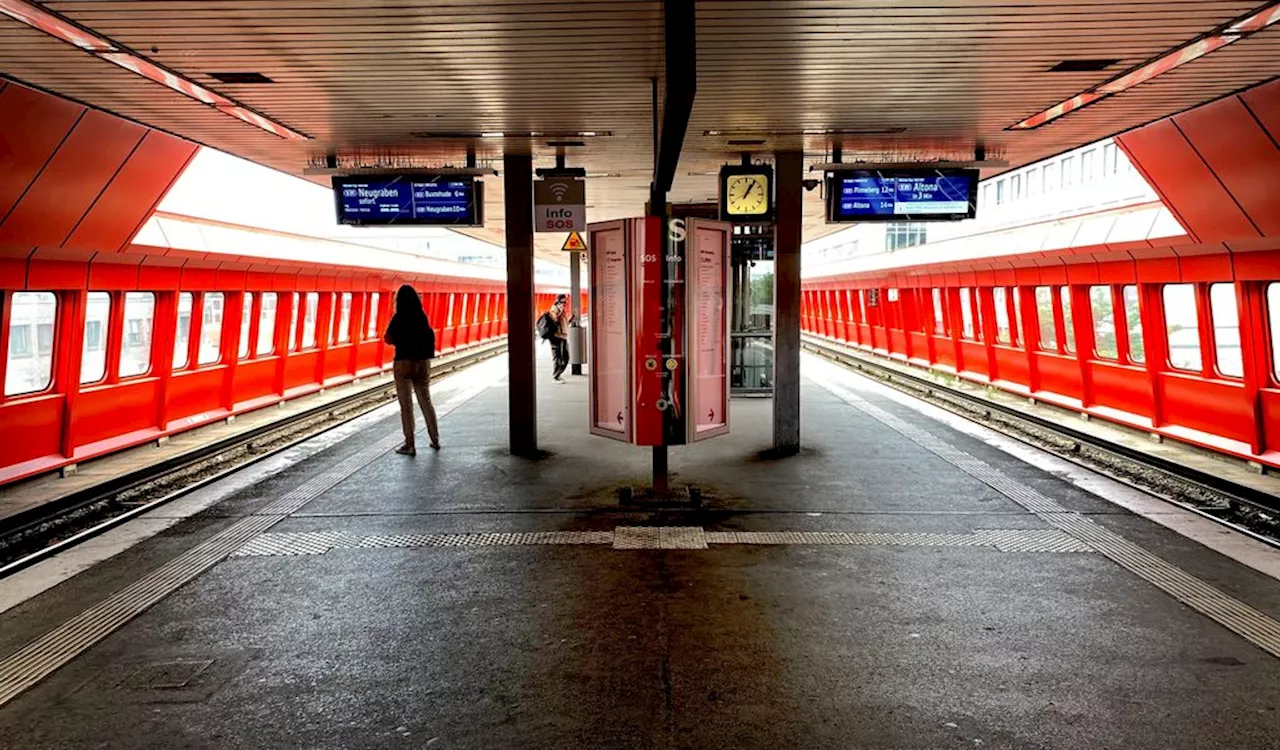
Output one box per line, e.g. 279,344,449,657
547,294,572,382
384,284,440,455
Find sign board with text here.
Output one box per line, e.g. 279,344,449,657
534,177,586,233
684,219,731,442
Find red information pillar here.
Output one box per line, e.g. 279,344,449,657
587,216,731,450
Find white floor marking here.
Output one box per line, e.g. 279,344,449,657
802,353,1280,582
0,355,507,615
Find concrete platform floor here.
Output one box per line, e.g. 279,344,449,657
1,349,1279,749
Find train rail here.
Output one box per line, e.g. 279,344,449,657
803,335,1280,548
0,341,506,576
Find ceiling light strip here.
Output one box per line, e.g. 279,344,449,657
1225,2,1280,33
1009,92,1105,130
0,0,114,51
1009,0,1279,130
1095,35,1238,94
0,0,307,140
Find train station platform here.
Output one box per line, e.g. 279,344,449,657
2,350,1280,749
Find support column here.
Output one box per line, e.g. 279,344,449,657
773,150,803,454
504,152,538,457
569,249,583,376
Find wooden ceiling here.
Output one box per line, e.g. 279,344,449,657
2,1,1277,262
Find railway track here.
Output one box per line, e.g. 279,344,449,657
803,336,1280,548
0,342,505,576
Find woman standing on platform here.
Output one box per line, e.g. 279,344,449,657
384,284,441,455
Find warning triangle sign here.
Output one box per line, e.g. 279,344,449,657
561,231,587,252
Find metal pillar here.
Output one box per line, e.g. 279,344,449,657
504,152,538,457
569,249,583,376
773,150,803,454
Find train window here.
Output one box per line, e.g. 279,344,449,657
1089,286,1118,360
857,289,867,322
1043,162,1057,193
1209,283,1242,378
173,292,193,369
1034,286,1056,350
337,292,352,344
80,292,111,384
993,287,1011,344
1026,168,1039,197
1163,284,1201,371
1122,285,1145,364
5,292,57,396
959,288,975,339
198,292,224,365
120,292,155,378
302,292,318,349
327,294,338,345
1081,149,1096,182
239,292,254,359
257,293,277,356
1011,288,1023,346
289,292,300,352
931,288,946,335
1269,284,1280,380
365,293,380,339
1060,287,1075,353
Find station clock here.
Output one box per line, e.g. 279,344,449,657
719,164,774,222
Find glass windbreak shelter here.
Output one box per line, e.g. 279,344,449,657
730,224,774,395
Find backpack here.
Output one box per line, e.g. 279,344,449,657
536,311,556,340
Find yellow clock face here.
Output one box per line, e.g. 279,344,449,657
725,173,770,216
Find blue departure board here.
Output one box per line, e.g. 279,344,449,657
826,169,978,222
332,174,483,226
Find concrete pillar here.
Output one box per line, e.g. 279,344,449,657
504,153,538,456
773,150,803,454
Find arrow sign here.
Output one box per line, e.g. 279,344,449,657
616,411,624,424
562,231,587,252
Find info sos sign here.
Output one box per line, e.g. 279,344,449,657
534,178,586,233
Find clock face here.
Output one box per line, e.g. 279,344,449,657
725,173,770,216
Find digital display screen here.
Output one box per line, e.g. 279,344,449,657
332,174,483,226
826,169,978,222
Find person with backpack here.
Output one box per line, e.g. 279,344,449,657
540,294,572,382
383,284,440,455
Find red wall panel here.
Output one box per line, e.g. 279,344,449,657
0,110,146,248
73,380,160,447
64,131,198,253
0,83,84,222
1240,78,1280,146
0,398,65,469
1117,120,1258,243
1174,96,1280,237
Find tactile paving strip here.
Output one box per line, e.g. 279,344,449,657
229,527,1091,555
810,371,1280,659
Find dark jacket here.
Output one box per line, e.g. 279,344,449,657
384,313,436,361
